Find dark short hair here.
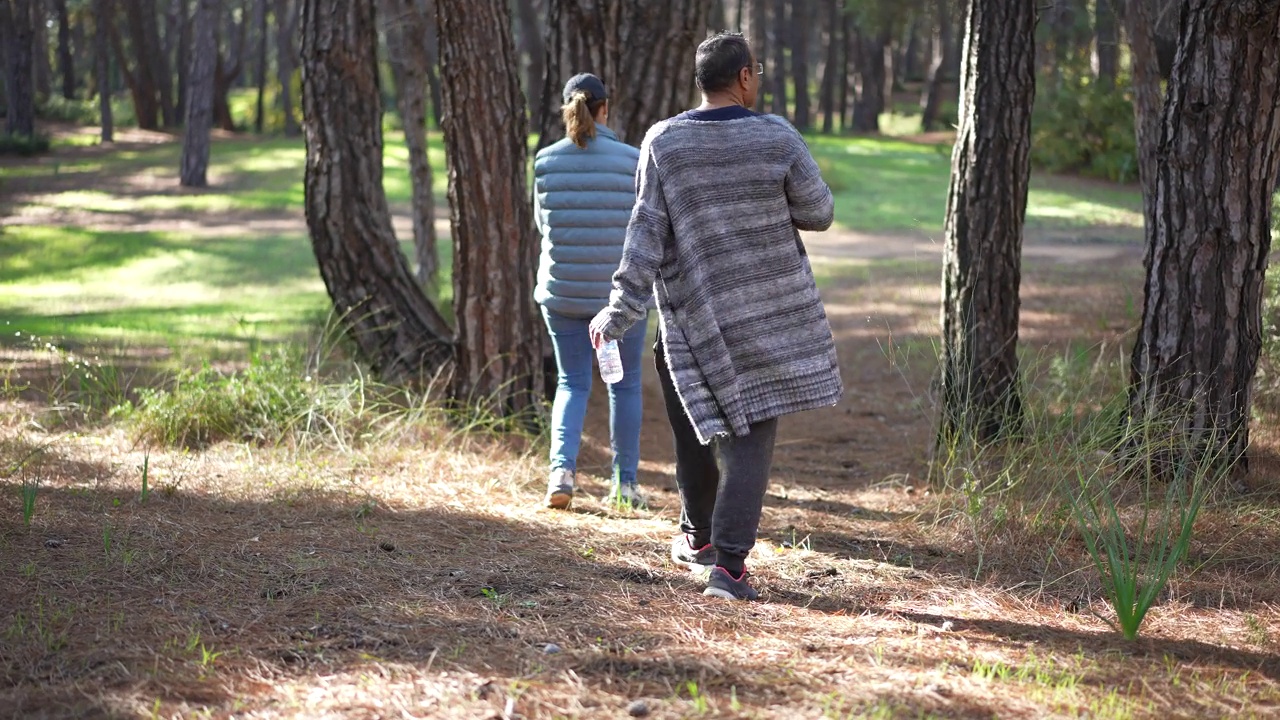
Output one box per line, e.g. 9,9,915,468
695,32,752,93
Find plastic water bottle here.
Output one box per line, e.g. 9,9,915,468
597,339,624,384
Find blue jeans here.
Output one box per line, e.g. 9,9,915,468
542,307,649,486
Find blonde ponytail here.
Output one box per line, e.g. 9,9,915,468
562,91,599,149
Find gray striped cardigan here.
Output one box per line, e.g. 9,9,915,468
593,112,842,444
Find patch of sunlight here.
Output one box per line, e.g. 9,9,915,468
0,161,105,178
1026,191,1143,228
218,147,306,173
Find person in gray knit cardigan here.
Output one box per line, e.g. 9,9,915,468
589,32,840,601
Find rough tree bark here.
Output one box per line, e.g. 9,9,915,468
790,0,812,131
437,0,542,414
95,0,113,142
818,0,840,134
181,0,217,188
535,0,711,150
54,0,74,99
1126,0,1280,479
4,0,36,137
382,0,439,284
938,0,1036,444
275,0,299,135
300,0,453,383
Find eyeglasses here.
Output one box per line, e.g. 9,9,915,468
752,61,764,76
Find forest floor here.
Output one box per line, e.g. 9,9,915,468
2,129,1280,719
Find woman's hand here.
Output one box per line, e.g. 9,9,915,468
588,310,610,349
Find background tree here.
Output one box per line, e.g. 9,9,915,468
938,0,1036,443
181,0,218,188
275,0,299,136
437,0,542,414
1125,0,1280,478
213,0,249,132
534,0,710,150
1093,0,1118,88
54,0,74,99
3,0,37,138
253,0,268,133
382,0,439,284
95,0,114,142
789,0,812,130
299,0,453,383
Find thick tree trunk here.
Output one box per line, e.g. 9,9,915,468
274,0,299,135
4,0,36,137
54,0,74,99
790,0,812,131
1126,0,1280,480
437,0,542,414
769,0,787,118
920,0,946,132
95,0,113,142
383,0,439,284
300,0,453,384
1124,0,1164,233
513,0,545,106
254,0,268,133
749,0,767,112
535,0,711,150
181,0,218,188
939,0,1036,444
1094,0,1119,88
851,27,886,133
818,0,839,134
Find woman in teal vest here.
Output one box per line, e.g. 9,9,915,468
533,73,648,510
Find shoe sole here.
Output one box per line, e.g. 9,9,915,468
703,586,756,601
546,491,572,510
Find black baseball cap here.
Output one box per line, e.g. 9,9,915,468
562,73,608,104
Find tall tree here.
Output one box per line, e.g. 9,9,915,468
535,0,711,150
850,26,888,132
274,0,299,135
769,0,787,118
181,0,217,187
95,0,113,142
423,2,442,127
382,0,439,283
142,0,176,126
213,0,249,132
938,0,1036,443
254,0,268,133
437,0,542,414
111,0,161,129
173,0,191,119
54,0,74,99
790,0,812,130
749,0,767,112
1094,0,1118,88
3,0,37,137
300,0,453,383
919,0,949,131
1125,0,1280,478
1123,0,1164,230
32,0,52,100
818,0,840,134
513,0,545,105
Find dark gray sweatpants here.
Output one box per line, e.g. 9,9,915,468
655,342,777,575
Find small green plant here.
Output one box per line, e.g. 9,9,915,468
0,132,52,156
102,523,113,556
683,680,711,714
1069,463,1209,640
20,477,39,526
139,453,151,504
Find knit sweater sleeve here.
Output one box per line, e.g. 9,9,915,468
592,133,669,341
783,131,835,232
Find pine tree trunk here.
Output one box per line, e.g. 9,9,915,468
4,0,36,137
141,0,176,127
851,27,886,133
920,0,946,131
214,0,247,132
840,7,855,130
790,0,812,131
1124,0,1164,232
939,0,1036,444
1126,0,1280,480
424,0,442,128
383,0,438,284
54,0,74,99
33,0,51,101
749,0,767,112
175,0,190,119
514,0,544,105
1094,0,1119,88
115,0,160,129
535,0,710,150
254,0,268,133
300,0,453,384
818,0,839,134
275,0,299,135
95,0,113,142
181,0,218,188
437,0,542,414
769,0,787,118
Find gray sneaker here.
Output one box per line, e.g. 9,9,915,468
609,481,648,510
671,535,715,575
703,566,759,601
544,468,575,509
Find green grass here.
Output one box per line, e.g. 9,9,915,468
2,129,1153,351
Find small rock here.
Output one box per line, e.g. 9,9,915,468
627,699,650,717
44,538,63,549
378,541,395,552
543,643,562,655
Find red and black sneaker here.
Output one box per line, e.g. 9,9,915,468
703,566,759,601
670,535,716,575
